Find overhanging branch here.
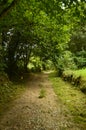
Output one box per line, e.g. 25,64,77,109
0,0,19,20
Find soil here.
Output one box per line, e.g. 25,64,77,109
0,72,81,130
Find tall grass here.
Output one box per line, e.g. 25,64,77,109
74,68,86,78
64,68,86,80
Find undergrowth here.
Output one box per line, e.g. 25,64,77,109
0,73,25,116
64,68,86,80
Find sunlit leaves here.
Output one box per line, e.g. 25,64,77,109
0,0,86,72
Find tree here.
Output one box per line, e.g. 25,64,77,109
0,0,86,77
68,24,86,68
0,0,19,19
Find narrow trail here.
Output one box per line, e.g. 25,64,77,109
0,72,80,130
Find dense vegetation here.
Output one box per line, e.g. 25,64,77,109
0,1,86,128
0,0,86,78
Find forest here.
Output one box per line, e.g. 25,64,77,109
0,0,86,130
0,0,86,76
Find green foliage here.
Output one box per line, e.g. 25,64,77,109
27,57,42,72
69,25,86,68
73,68,86,78
44,60,54,70
54,50,77,76
27,57,54,72
57,51,77,71
0,0,86,76
74,50,86,68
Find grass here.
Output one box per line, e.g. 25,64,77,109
65,68,86,80
63,68,86,93
49,72,86,128
0,73,26,117
38,88,46,98
74,68,86,76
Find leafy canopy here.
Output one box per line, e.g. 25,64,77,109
0,0,86,75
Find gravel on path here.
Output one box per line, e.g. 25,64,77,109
0,72,81,130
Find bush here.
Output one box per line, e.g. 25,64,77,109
74,50,86,69
57,51,77,76
62,69,86,94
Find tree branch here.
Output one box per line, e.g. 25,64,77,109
0,0,19,20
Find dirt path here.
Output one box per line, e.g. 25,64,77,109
0,72,80,130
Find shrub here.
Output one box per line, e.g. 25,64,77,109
62,69,86,94
57,51,77,72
